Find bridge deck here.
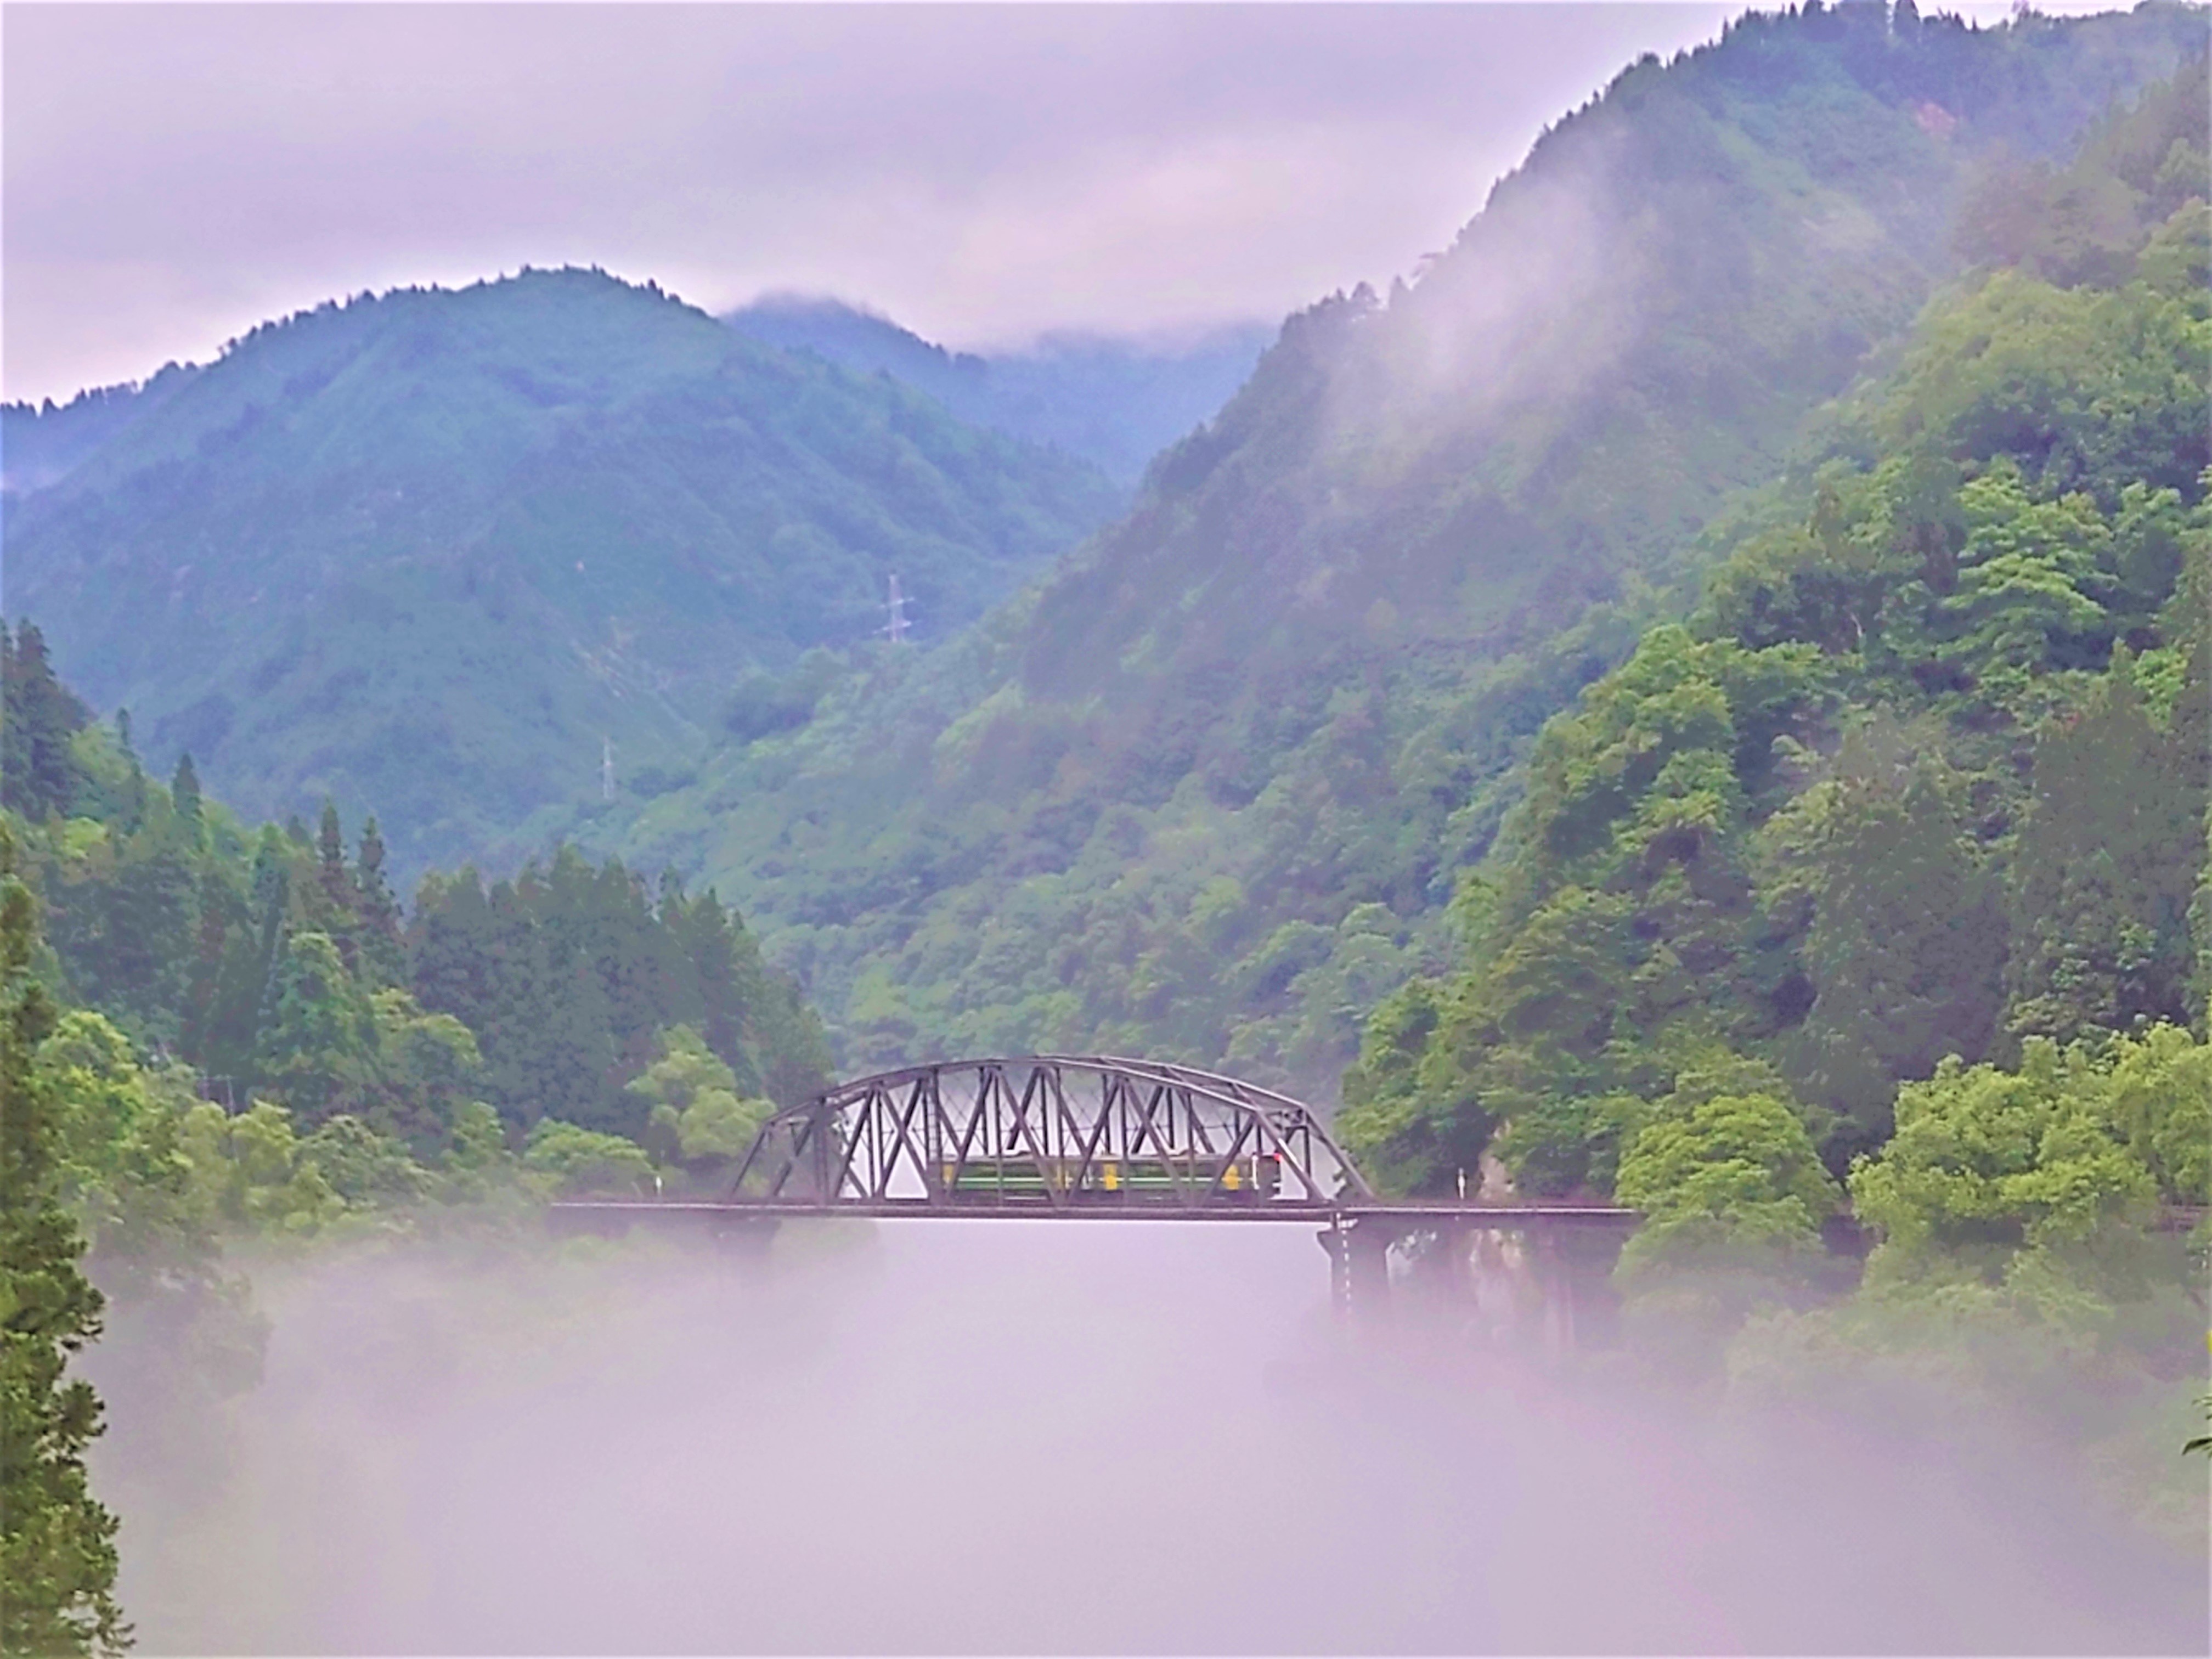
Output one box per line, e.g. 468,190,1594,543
548,1199,1641,1227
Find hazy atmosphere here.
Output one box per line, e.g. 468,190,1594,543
7,3,1744,403
4,3,2208,1656
84,1228,2208,1655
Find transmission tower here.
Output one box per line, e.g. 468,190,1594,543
878,572,912,645
601,737,614,800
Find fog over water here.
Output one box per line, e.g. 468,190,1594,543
89,1224,2207,1655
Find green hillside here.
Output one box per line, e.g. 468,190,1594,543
608,4,2208,1094
1342,48,2210,1194
2,268,1120,873
2,620,830,1148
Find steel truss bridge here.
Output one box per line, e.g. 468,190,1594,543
550,1055,1638,1320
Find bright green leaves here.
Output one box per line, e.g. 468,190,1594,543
1848,1034,2183,1294
1608,1087,1841,1379
1615,1090,1840,1280
1522,627,1742,869
2102,1022,2212,1206
521,1119,657,1200
1338,978,1492,1198
1941,462,2111,696
1517,626,1825,900
628,1024,773,1179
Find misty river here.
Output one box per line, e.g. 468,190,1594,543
90,1224,2208,1655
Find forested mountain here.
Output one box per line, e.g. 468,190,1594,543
1338,43,2210,1194
2,268,1120,873
0,621,829,1158
612,3,2208,1097
0,364,200,494
0,631,842,1648
726,295,1272,484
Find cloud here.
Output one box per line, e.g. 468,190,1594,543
2,3,1774,402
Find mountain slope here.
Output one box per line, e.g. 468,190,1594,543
2,268,1120,871
608,3,2208,1097
725,296,1271,484
0,364,201,494
1338,43,2210,1196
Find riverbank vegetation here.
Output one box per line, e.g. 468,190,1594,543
1341,47,2211,1543
1,637,842,1643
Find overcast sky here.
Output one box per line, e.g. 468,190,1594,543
2,2,2096,405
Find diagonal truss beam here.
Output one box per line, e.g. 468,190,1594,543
724,1056,1372,1211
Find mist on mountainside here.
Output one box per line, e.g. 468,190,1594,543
8,5,2211,1658
84,1226,2208,1656
608,3,2210,1101
726,296,1273,484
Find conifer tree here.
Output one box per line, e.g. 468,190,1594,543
1,622,88,821
0,833,128,1656
255,930,379,1124
169,753,201,826
310,801,360,970
1791,752,2006,1127
2005,651,2204,1042
352,817,405,988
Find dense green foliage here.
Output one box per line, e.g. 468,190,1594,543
0,633,827,1168
0,672,838,1646
612,4,2207,1100
1325,38,2211,1523
3,268,1120,874
726,296,1272,484
1,840,128,1656
1340,46,2210,1197
1729,1024,2210,1536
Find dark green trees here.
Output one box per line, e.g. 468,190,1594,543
254,932,381,1121
167,755,200,828
1782,748,2006,1128
1342,55,2212,1200
2,623,89,821
0,842,128,1656
2004,652,2205,1043
6,636,830,1162
407,849,831,1139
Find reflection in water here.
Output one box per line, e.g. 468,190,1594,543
91,1223,2208,1654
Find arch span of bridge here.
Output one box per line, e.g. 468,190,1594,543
731,1052,1373,1214
549,1055,1639,1319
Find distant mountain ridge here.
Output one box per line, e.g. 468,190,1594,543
2,267,1121,872
724,295,1271,484
1,365,200,494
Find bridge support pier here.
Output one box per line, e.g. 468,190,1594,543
1319,1216,1393,1323
708,1214,779,1260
